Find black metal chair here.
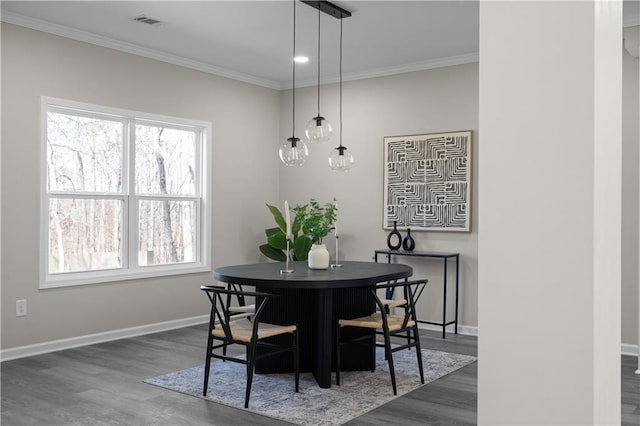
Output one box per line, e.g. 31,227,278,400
200,285,299,408
335,279,427,395
219,283,256,358
227,283,256,317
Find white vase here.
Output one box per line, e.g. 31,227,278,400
308,244,330,269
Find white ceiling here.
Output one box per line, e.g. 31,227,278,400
2,1,639,90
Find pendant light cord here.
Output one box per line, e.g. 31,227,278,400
316,6,321,116
292,0,296,138
339,17,343,149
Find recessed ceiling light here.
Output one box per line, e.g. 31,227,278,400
294,56,309,63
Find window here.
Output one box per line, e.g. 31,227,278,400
40,97,212,288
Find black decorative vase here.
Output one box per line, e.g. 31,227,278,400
402,228,415,251
386,221,402,250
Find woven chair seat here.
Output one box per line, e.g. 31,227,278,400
228,304,256,313
382,298,407,308
212,319,297,343
338,312,415,332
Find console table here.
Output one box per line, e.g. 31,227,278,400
374,249,460,338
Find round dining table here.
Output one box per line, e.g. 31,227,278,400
213,260,413,388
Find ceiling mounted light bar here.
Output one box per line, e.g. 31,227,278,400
300,1,351,19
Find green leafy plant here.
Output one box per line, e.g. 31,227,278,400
259,204,313,261
292,199,337,245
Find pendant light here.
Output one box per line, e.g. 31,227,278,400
329,17,354,171
279,0,309,166
304,6,332,143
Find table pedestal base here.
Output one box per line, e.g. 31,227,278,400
255,286,374,388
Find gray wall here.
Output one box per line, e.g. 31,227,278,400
1,24,280,349
478,2,622,422
2,23,638,351
278,64,479,330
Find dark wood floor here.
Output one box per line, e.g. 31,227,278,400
1,325,638,425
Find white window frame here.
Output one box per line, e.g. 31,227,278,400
40,97,212,289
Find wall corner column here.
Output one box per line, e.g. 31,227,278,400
478,1,622,424
624,24,640,373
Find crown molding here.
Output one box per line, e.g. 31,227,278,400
292,52,480,90
0,11,283,90
625,13,640,27
2,10,480,92
342,52,480,84
624,25,640,57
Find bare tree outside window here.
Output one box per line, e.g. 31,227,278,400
135,124,197,266
47,113,123,273
42,99,209,287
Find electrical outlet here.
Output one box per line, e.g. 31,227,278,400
16,299,27,317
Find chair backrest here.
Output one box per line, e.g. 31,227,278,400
372,279,427,329
228,283,249,308
200,285,272,342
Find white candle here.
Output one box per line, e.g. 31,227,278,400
334,201,338,236
284,200,291,240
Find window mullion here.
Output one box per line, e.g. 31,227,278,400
127,120,137,270
195,129,204,263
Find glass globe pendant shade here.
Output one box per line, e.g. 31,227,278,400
328,146,354,171
304,115,333,143
279,137,309,166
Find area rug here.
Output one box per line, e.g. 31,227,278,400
145,348,476,426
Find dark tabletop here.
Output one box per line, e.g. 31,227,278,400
213,261,412,289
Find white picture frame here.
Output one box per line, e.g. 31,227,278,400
383,130,473,232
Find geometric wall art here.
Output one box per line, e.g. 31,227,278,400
383,130,472,232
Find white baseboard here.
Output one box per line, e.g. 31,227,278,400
621,343,640,357
417,322,478,336
1,317,637,362
0,314,209,362
418,323,638,359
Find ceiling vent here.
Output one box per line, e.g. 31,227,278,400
133,16,162,25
